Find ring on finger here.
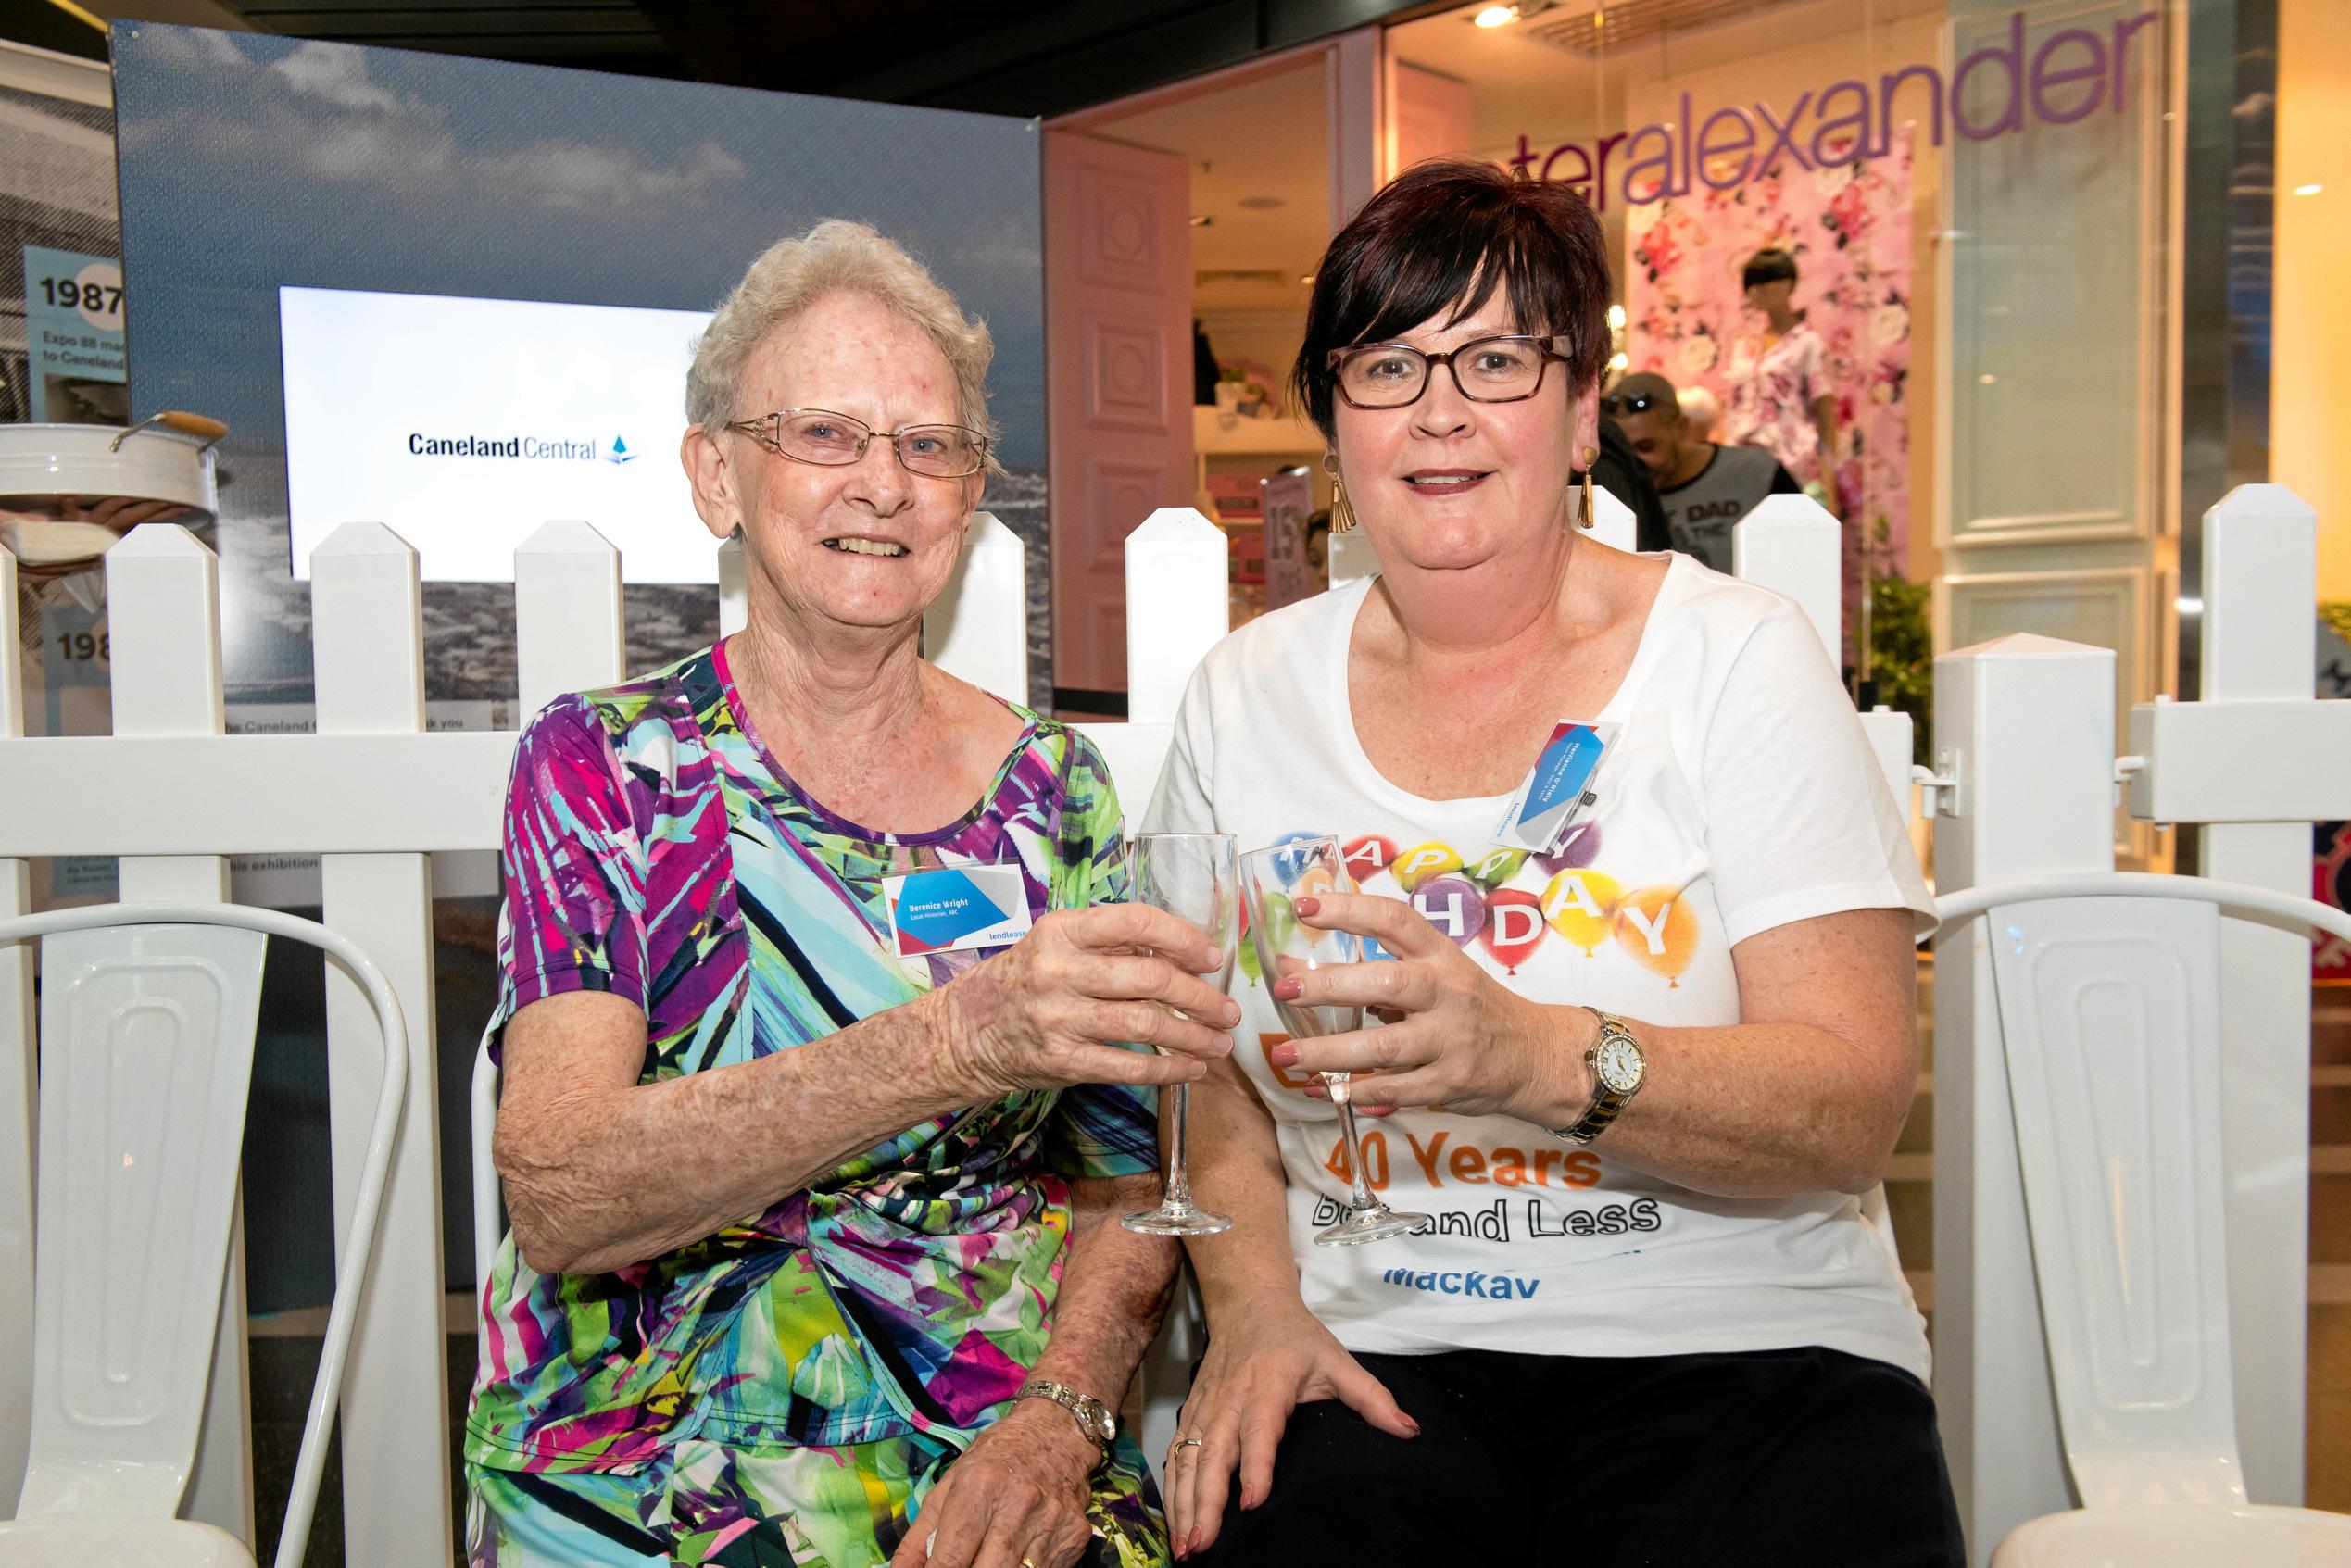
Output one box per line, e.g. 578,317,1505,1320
1169,1436,1206,1460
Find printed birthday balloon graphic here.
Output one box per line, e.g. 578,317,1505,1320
1410,875,1487,947
1464,847,1528,891
1541,869,1624,954
1534,819,1603,875
1614,885,1698,986
1342,834,1400,882
1390,841,1464,893
1237,899,1261,982
1480,888,1546,973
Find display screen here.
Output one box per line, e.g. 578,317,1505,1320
279,285,715,583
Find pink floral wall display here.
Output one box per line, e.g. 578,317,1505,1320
1625,130,1917,605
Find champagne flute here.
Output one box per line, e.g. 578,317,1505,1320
1238,836,1430,1247
1120,833,1238,1236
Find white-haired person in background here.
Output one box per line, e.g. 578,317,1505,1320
465,219,1236,1568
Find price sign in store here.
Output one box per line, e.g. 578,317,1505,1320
22,245,128,422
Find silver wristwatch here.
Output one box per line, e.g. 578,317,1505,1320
1013,1377,1116,1452
1553,1007,1644,1145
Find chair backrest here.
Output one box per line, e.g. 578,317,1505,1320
17,921,265,1519
1933,873,2351,1509
3,903,406,1568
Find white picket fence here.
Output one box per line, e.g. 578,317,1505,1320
0,488,2334,1565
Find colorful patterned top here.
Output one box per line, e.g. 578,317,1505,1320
466,641,1152,1474
1724,319,1829,485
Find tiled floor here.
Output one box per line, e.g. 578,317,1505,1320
243,972,2351,1562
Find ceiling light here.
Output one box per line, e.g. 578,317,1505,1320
1979,373,1997,384
1189,214,1213,227
1607,304,1627,330
1474,5,1518,26
1301,274,1315,285
1608,351,1628,370
2295,182,2324,196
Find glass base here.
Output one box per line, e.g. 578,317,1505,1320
1313,1203,1429,1248
1122,1202,1235,1236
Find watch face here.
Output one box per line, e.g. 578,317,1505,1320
1594,1034,1642,1094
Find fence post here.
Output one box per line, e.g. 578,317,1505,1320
718,533,748,637
0,550,30,1512
311,521,452,1565
2194,483,2318,1503
106,523,250,1545
1124,508,1226,727
1118,506,1228,1482
515,521,624,719
1733,495,1842,663
1590,483,1638,553
924,513,1026,706
1931,633,2116,1562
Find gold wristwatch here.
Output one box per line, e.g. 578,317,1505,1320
1553,1007,1644,1145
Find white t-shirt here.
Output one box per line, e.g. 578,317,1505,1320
1142,554,1935,1380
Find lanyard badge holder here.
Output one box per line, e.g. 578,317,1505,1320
1491,720,1619,853
883,862,1035,958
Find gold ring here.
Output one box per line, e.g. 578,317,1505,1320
1170,1436,1206,1458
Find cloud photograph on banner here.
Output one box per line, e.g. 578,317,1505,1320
111,24,1046,702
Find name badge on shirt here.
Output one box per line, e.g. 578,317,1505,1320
884,863,1035,957
1491,720,1618,853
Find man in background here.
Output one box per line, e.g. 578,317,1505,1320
1605,371,1800,572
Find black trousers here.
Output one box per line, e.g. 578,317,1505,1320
1188,1345,1966,1567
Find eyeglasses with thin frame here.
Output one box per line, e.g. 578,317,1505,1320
1326,333,1573,410
724,408,989,478
1599,391,1666,417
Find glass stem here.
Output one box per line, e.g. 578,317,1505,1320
1326,1073,1380,1211
1163,1081,1195,1209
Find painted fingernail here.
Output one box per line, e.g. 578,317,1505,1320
1271,977,1302,1001
1294,897,1319,917
1268,1042,1301,1067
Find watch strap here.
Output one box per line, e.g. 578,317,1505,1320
1013,1377,1113,1451
1554,1008,1641,1146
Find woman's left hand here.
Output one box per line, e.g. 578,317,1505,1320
1269,891,1571,1120
890,1401,1100,1568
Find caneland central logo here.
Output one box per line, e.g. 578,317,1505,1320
606,435,636,465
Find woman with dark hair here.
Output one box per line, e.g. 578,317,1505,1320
1144,162,1958,1564
1725,245,1841,517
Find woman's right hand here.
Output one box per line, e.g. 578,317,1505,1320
1165,1300,1419,1560
939,903,1240,1096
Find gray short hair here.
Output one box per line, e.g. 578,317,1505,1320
685,220,997,466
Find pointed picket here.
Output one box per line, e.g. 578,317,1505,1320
718,533,748,637
1124,508,1226,727
102,521,246,1544
1733,494,1842,663
0,546,29,1511
514,521,623,720
308,521,451,1566
924,512,1027,706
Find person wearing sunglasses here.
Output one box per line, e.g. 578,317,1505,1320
1605,371,1802,572
1144,160,1955,1567
467,220,1234,1568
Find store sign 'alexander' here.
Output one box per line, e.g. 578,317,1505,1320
1505,8,2159,210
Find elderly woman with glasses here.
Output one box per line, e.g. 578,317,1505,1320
465,220,1237,1568
1145,162,1961,1565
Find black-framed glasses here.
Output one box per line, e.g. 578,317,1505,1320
724,408,988,478
1600,392,1665,417
1326,334,1572,410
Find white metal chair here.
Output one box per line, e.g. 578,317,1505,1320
0,904,408,1568
1930,874,2351,1565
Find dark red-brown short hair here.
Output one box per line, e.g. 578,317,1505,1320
1292,159,1613,442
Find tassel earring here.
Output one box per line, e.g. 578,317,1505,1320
1578,445,1598,530
1326,451,1357,534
